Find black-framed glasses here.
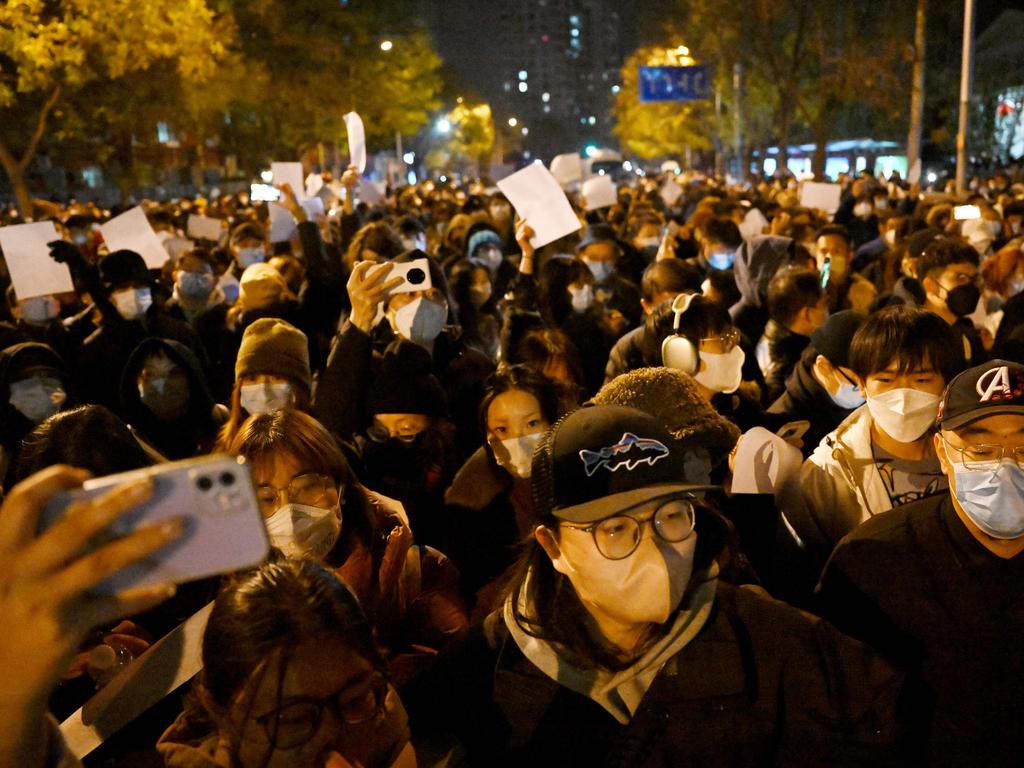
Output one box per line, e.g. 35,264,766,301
836,368,859,388
254,673,388,750
940,436,1024,471
562,497,696,560
255,473,333,515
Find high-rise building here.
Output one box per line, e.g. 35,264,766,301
496,0,625,160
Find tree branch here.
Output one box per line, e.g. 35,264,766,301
16,85,62,173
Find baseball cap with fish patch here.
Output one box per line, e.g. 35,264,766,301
531,404,716,524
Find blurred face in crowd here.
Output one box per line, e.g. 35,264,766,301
220,634,413,768
233,235,267,268
173,254,215,302
633,222,662,251
816,234,852,283
370,413,431,443
137,349,190,421
384,285,448,345
270,255,305,294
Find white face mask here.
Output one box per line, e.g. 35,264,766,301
866,387,941,443
240,382,294,415
884,229,897,246
568,283,593,313
264,502,341,559
401,234,427,252
694,346,745,394
473,245,504,274
111,287,152,321
237,246,266,268
581,257,613,283
555,528,696,626
391,296,446,346
853,202,873,219
20,295,60,324
491,432,543,478
9,377,66,423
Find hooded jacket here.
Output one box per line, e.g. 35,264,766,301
729,235,794,344
119,338,226,460
0,342,73,488
780,405,893,583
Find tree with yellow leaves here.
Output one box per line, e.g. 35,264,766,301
0,0,228,215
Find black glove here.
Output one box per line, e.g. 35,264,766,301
47,239,85,267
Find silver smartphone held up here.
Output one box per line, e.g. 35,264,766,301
388,257,433,295
250,183,282,203
41,454,270,594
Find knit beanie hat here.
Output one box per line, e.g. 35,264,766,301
238,263,292,312
366,341,448,417
467,229,502,258
235,318,311,395
809,310,866,369
593,366,740,469
99,250,151,291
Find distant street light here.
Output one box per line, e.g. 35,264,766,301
436,118,451,134
508,117,518,127
403,151,416,164
380,40,393,51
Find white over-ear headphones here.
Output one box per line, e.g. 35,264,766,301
661,292,699,374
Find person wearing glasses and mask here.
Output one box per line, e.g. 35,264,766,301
229,409,467,686
158,560,417,768
818,359,1024,767
406,405,903,765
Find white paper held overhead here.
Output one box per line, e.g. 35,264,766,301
496,164,581,249
799,182,842,215
271,162,306,201
549,153,583,187
660,180,683,207
344,112,367,174
99,207,169,268
267,203,297,244
186,214,223,242
582,176,617,210
0,221,73,299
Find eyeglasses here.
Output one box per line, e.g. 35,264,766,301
254,673,388,750
699,328,741,354
562,497,696,560
255,473,333,515
367,424,423,443
941,436,1024,471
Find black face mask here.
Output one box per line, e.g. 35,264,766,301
944,283,981,317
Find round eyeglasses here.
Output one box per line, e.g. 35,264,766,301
561,497,696,560
254,673,388,750
255,473,333,516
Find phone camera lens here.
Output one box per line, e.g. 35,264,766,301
197,476,214,491
406,267,425,285
220,472,235,487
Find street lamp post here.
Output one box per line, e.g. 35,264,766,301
956,0,976,196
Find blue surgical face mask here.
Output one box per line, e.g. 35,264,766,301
237,246,266,268
708,249,735,270
830,381,866,410
951,458,1024,539
177,272,214,301
581,257,613,283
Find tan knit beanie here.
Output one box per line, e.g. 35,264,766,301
235,318,311,395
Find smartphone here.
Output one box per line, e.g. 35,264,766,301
250,183,282,203
388,257,433,295
40,455,269,594
954,205,981,221
776,420,811,441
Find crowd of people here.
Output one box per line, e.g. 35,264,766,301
3,161,1024,767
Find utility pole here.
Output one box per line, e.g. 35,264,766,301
955,0,976,196
733,62,744,181
906,0,927,185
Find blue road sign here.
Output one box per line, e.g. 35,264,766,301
638,65,711,103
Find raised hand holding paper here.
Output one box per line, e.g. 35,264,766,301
271,162,305,201
731,427,803,495
582,175,617,210
99,207,170,268
0,221,73,299
344,112,367,173
497,164,581,249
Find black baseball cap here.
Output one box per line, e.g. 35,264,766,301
938,359,1024,430
532,404,715,524
809,310,866,369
